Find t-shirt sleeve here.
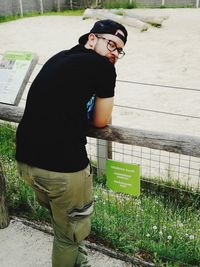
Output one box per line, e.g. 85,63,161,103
95,60,117,98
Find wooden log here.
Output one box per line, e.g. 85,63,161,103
0,103,24,123
83,8,149,32
0,163,10,228
87,125,200,158
1,104,200,158
111,9,169,27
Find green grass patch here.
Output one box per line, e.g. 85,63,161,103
92,186,200,266
0,10,84,23
0,123,16,160
102,0,137,9
1,122,199,266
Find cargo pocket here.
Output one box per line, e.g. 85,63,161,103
33,176,68,198
67,201,94,243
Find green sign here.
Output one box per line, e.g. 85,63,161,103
0,51,37,105
3,51,34,61
106,159,140,196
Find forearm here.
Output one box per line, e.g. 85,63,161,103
91,97,114,128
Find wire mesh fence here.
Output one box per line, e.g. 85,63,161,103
86,137,200,265
87,138,200,190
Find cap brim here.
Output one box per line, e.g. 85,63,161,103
79,33,90,45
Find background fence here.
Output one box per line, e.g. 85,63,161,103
0,0,199,17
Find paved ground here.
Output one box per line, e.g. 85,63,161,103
0,219,135,267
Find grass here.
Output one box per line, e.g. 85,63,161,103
92,186,200,265
0,122,200,266
0,10,84,23
0,5,196,24
102,0,137,9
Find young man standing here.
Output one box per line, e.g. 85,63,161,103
16,19,128,267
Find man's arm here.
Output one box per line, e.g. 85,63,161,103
92,96,114,128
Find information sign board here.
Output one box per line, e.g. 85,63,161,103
0,51,38,105
106,159,140,196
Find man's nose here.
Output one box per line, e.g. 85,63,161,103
111,49,119,58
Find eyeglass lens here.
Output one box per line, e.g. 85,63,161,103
96,36,125,58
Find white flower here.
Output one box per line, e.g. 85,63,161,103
146,234,150,237
153,226,157,230
178,223,184,227
167,235,172,240
189,235,194,240
159,231,163,235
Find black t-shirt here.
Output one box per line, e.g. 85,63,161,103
16,45,116,172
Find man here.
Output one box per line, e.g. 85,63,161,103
16,19,128,267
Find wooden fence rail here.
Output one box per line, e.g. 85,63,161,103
1,102,200,158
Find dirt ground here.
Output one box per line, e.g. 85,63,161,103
0,8,200,136
0,8,200,266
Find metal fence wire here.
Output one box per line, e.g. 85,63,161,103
86,137,200,265
87,138,200,190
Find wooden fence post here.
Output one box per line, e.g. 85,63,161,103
39,0,44,14
97,118,112,176
57,0,61,12
97,139,108,177
161,0,165,6
19,0,23,17
0,162,10,229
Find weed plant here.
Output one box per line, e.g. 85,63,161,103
0,122,199,265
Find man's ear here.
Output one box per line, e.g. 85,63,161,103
87,33,98,49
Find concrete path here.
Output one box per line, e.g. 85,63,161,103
0,219,134,267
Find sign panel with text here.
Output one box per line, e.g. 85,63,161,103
106,159,140,196
0,51,38,105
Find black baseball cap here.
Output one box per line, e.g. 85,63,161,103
79,19,128,45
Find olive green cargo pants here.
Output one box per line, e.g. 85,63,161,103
17,161,93,267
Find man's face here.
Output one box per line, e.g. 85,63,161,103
92,31,125,64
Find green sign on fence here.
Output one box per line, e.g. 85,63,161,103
106,159,140,196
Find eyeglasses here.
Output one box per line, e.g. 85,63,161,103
95,35,125,59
